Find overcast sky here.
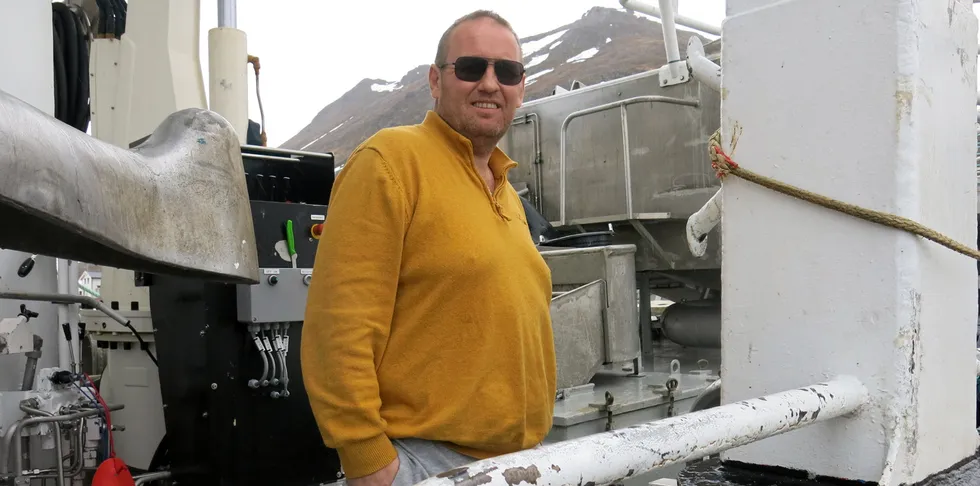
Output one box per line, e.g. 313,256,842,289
196,1,726,147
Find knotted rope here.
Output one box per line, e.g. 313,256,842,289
707,129,980,261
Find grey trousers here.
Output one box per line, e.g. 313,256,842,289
390,438,475,486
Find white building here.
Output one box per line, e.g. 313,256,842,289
78,270,101,296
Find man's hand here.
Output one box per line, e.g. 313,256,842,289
348,456,400,486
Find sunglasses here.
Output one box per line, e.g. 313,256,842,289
441,56,526,86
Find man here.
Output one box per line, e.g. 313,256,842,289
300,9,556,486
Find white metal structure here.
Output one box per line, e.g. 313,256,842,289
720,0,977,482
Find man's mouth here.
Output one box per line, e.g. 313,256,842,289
472,102,500,109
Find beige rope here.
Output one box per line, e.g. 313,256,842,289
707,129,980,261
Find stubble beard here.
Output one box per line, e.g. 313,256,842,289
458,113,508,155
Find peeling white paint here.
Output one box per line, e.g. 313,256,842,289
686,188,722,258
414,377,868,486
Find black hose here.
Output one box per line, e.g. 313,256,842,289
111,0,127,37
52,21,67,122
52,2,93,132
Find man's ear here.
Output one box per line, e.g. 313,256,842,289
428,64,441,102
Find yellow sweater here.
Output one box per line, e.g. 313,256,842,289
301,111,556,479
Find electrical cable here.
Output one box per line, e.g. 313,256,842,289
120,319,158,366
51,2,92,132
247,55,267,146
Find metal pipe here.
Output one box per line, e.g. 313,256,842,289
658,0,682,79
689,53,721,91
689,379,721,412
511,113,543,211
218,0,237,28
413,376,869,486
134,470,173,485
0,291,130,330
13,402,64,486
558,95,700,225
21,335,43,391
68,261,81,374
619,0,722,36
686,188,722,257
29,419,85,479
25,421,85,479
687,37,721,92
620,105,634,218
57,259,72,371
1,405,123,475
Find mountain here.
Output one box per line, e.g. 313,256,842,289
280,6,717,166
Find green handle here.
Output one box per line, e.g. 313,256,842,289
286,220,296,256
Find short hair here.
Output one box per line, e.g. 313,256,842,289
434,10,523,66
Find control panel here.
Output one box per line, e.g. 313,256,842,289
236,267,313,324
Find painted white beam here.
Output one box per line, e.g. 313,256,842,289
619,0,722,36
413,377,868,486
721,0,979,483
686,187,722,258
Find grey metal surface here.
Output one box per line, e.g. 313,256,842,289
548,344,719,486
237,268,312,323
550,280,606,390
660,299,721,348
502,69,723,287
0,88,259,284
540,245,640,365
557,95,702,226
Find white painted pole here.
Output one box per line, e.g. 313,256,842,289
657,0,681,79
721,0,979,482
686,188,721,258
619,0,722,36
686,37,721,92
56,259,72,371
208,25,248,144
413,376,868,486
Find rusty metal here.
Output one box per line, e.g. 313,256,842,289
414,375,868,486
0,88,259,284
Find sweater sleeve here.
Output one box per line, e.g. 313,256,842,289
301,147,409,478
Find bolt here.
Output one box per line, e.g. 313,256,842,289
211,383,218,390
199,330,206,336
202,411,208,418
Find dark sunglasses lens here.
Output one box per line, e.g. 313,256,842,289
493,60,524,85
454,57,489,82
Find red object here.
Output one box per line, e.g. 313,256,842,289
310,223,323,239
92,457,135,486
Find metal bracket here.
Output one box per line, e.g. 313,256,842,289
658,60,690,87
629,220,676,269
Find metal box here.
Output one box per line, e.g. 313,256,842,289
503,69,722,293
236,267,313,324
541,245,639,368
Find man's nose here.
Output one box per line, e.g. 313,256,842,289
477,65,501,91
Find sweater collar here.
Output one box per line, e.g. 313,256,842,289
421,111,518,178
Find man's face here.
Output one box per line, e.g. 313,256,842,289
429,18,525,145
